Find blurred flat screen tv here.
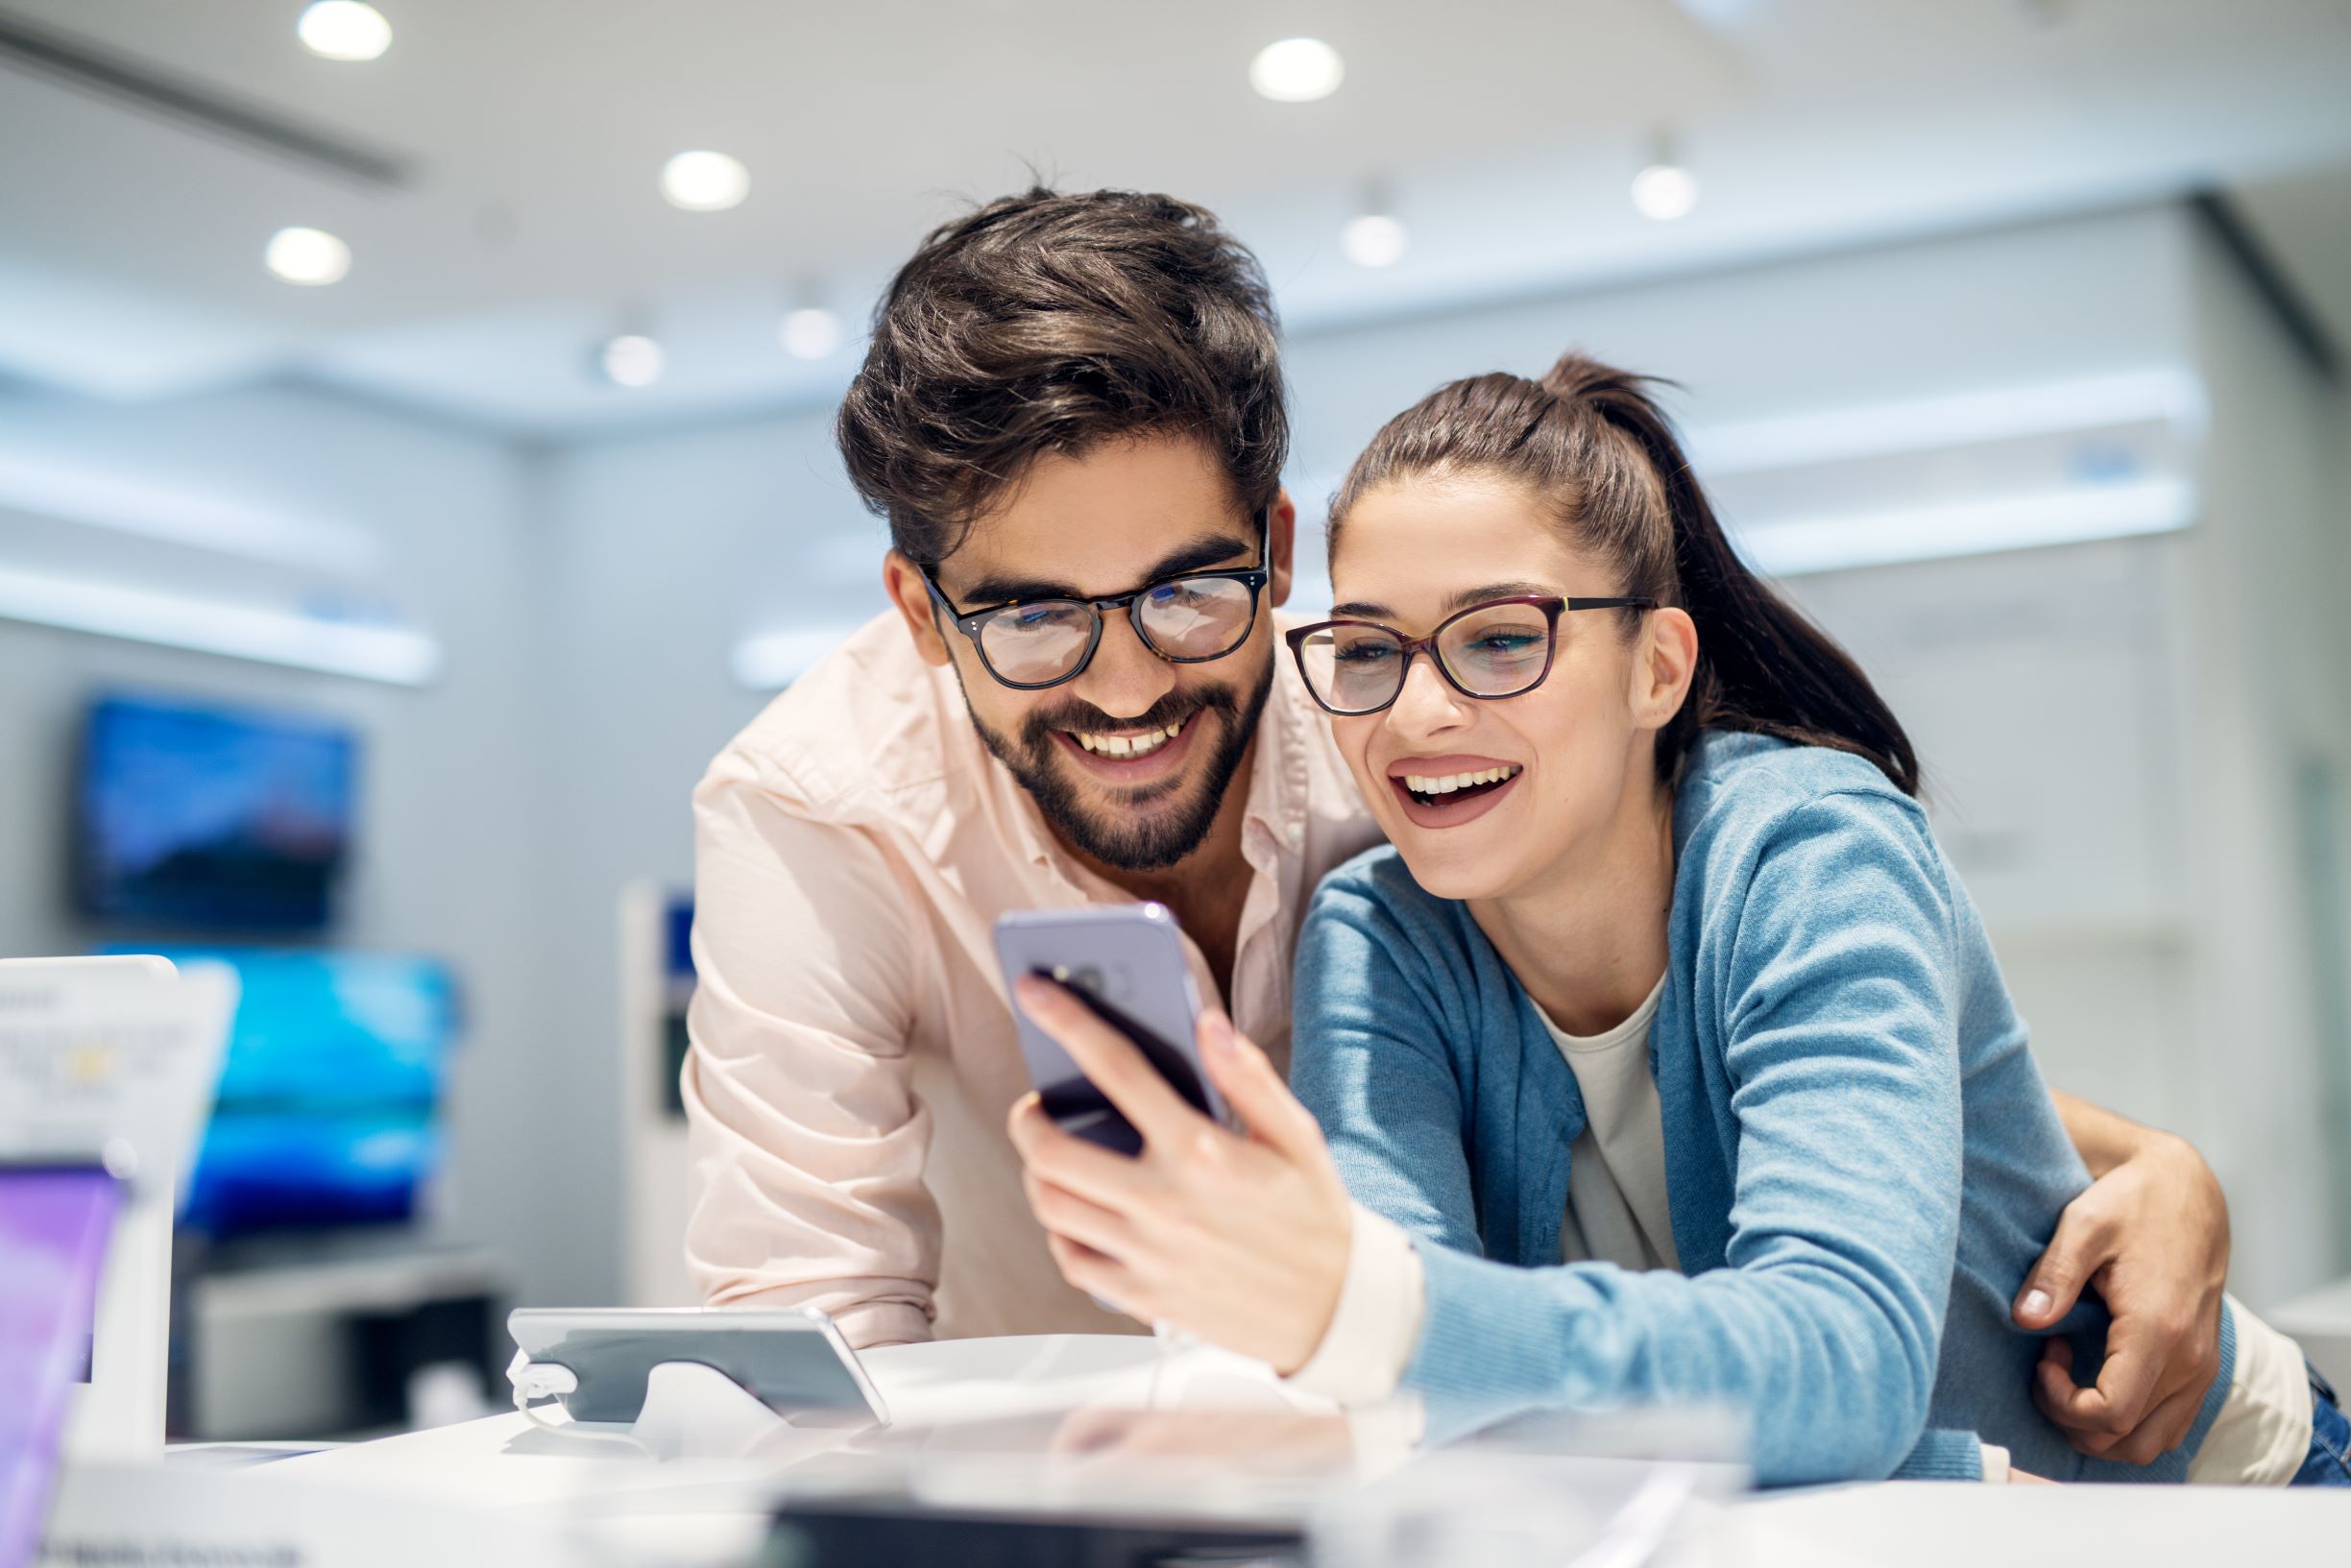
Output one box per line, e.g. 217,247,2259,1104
75,694,357,931
125,950,459,1237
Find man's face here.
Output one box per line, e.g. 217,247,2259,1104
885,436,1294,873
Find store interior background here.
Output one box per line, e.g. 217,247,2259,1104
3,1,2349,1435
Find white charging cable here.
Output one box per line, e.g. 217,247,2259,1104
508,1347,576,1411
505,1349,655,1456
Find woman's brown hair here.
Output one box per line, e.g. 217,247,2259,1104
1329,351,1918,796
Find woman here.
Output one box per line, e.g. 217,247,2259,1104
1007,353,2344,1486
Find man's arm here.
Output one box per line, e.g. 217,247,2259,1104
2014,1090,2231,1463
680,748,940,1349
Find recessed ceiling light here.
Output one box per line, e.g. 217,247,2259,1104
265,227,351,285
599,334,664,387
1250,37,1344,103
780,307,843,360
297,2,392,62
1341,213,1408,268
661,151,749,212
1631,162,1699,221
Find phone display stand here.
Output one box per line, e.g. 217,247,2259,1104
510,1350,873,1462
629,1361,792,1460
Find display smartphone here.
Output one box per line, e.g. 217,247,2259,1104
994,904,1224,1156
0,1164,122,1568
507,1307,888,1426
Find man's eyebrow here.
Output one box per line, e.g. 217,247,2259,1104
1325,582,1556,625
957,529,1255,607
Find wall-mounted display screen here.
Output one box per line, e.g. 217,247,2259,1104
75,694,357,931
132,951,459,1238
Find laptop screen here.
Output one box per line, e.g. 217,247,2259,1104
0,1166,121,1568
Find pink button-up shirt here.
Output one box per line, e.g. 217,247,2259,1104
682,612,1380,1348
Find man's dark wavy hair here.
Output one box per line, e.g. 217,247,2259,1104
837,187,1289,566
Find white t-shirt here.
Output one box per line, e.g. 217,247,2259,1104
1540,976,1679,1273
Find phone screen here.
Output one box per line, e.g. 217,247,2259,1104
0,1165,122,1568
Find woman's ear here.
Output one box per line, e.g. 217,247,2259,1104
1635,606,1699,731
882,550,955,668
1267,489,1297,609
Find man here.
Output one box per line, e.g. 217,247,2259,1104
684,187,2230,1464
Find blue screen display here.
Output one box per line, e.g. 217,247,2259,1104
77,694,357,931
133,951,459,1237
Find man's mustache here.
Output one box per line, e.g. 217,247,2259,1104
1020,688,1240,750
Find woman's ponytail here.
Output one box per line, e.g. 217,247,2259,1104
1332,350,1919,796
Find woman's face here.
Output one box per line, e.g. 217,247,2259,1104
1323,472,1694,903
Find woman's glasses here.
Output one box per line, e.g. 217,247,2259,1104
1285,593,1656,716
917,516,1271,690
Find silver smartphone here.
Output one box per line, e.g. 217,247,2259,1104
506,1306,888,1425
994,903,1224,1156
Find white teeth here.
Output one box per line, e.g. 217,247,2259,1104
1399,764,1521,799
1073,721,1180,760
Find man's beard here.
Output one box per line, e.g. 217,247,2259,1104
964,663,1273,874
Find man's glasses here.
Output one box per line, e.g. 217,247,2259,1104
917,515,1271,690
1284,593,1656,716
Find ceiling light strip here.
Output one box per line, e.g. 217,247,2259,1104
1684,369,2208,477
1733,477,2194,578
0,564,439,686
0,456,382,575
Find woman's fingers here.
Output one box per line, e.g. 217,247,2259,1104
1197,1010,1323,1160
1025,1172,1137,1262
1047,1232,1145,1318
1008,1094,1151,1211
1015,974,1200,1150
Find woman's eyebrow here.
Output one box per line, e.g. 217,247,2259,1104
1326,582,1555,622
1444,580,1554,611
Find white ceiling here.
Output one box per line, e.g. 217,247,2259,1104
1,0,2347,436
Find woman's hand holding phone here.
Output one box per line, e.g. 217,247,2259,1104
1006,974,1353,1376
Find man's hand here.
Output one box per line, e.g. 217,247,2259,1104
2014,1099,2230,1465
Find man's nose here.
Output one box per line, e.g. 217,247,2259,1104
1072,604,1177,719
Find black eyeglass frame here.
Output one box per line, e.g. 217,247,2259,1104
1284,593,1658,717
915,512,1272,691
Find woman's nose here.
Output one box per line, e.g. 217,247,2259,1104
1386,652,1470,736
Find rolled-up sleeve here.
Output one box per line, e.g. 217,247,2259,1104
681,747,940,1348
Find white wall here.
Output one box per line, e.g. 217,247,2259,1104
2167,217,2351,1296
534,410,861,1306
0,383,602,1308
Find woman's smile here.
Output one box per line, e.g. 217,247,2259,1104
1383,753,1525,829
